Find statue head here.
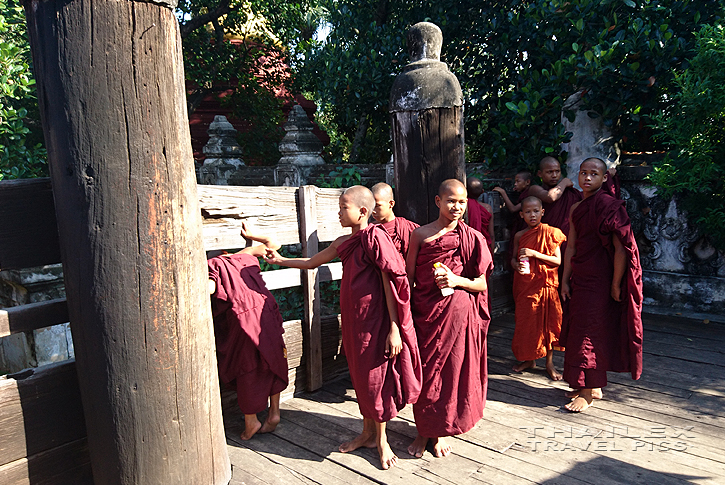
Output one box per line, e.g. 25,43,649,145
408,22,442,62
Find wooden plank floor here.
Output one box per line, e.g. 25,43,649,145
224,313,725,484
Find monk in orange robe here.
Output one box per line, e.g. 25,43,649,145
511,196,566,380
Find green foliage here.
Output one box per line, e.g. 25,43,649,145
315,165,362,188
649,23,725,249
299,0,724,170
0,1,47,180
178,0,323,165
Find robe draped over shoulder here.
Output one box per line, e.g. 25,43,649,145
336,224,422,422
512,224,566,361
381,216,419,259
208,253,288,414
467,198,493,246
561,190,643,380
541,186,582,238
411,222,493,437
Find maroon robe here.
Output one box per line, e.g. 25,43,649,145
208,253,288,414
336,224,422,422
602,171,621,199
467,197,493,246
411,222,493,437
380,216,419,259
541,186,582,239
561,189,643,384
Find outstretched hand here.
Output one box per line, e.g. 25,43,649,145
492,186,506,195
264,248,284,265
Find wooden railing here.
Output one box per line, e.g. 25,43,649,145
0,178,349,483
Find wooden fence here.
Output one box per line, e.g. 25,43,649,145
0,178,348,483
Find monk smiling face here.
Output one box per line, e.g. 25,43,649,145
436,179,468,222
520,196,544,228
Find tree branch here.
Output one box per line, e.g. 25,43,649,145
179,0,234,39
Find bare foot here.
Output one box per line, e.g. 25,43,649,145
378,441,398,470
240,419,262,441
512,360,536,373
431,437,452,457
546,362,563,381
339,431,376,453
407,434,428,458
259,413,280,434
564,396,594,412
565,388,603,400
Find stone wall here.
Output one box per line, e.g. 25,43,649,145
619,161,725,316
0,264,73,374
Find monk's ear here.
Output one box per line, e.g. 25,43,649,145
519,210,525,219
389,199,395,209
602,172,608,183
435,195,441,208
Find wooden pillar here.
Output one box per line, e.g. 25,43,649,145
298,186,323,390
390,22,466,225
23,1,231,483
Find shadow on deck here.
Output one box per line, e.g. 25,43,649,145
223,313,725,485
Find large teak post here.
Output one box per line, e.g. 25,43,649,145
390,22,465,225
23,0,231,483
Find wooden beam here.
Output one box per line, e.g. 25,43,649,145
0,298,68,338
0,438,92,485
298,185,323,391
0,178,61,270
0,360,85,467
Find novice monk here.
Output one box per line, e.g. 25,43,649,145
493,169,533,214
207,222,288,441
466,177,495,255
265,185,422,470
406,179,493,459
530,157,582,240
494,170,532,267
371,182,419,259
560,158,643,412
510,197,566,380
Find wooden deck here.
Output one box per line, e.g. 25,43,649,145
222,312,725,485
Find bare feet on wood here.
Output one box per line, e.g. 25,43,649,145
407,434,428,458
378,441,398,470
512,360,536,373
565,388,602,400
564,388,597,412
432,437,452,457
240,418,262,441
339,431,376,453
259,412,280,434
546,362,563,381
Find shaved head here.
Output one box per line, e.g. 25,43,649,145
581,157,607,173
466,177,484,199
371,182,394,200
521,196,543,209
342,185,375,213
539,156,560,171
516,170,532,182
438,178,466,197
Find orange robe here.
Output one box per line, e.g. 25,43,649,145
512,223,566,361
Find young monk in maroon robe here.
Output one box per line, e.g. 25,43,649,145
531,157,582,242
560,158,643,412
406,179,493,459
466,177,495,255
511,196,566,380
207,222,288,441
265,185,422,470
371,182,419,259
494,170,532,268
